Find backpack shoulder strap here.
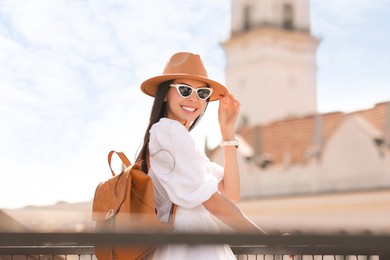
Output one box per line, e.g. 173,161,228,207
168,203,177,224
108,150,131,177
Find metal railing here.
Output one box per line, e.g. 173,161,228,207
1,232,389,259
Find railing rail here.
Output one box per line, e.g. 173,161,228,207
1,232,389,259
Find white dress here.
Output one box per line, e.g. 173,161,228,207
148,118,236,260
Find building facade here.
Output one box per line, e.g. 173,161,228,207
210,0,390,198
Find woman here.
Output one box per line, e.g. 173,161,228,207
137,52,266,259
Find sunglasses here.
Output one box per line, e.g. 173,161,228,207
170,84,213,100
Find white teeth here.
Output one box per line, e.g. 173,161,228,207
182,106,196,112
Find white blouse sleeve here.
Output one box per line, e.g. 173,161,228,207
209,162,224,183
199,150,224,183
149,119,219,208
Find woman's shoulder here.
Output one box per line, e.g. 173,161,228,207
150,118,187,135
149,118,195,149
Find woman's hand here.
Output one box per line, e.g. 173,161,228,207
218,93,241,140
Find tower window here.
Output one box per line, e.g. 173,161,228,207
283,4,294,30
243,5,252,31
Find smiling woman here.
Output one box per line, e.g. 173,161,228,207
133,52,267,259
165,79,210,128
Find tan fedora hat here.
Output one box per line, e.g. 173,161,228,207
140,52,228,101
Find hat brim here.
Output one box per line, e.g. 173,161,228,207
140,73,228,101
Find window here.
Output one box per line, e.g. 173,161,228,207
283,4,294,30
243,5,252,31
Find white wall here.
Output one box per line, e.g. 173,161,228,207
321,116,385,191
224,30,318,126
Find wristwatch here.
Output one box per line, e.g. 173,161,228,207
220,139,239,148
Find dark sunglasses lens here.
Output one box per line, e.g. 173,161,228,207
197,89,211,100
178,86,192,97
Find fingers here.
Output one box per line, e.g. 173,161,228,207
218,92,241,128
219,94,240,115
219,93,240,108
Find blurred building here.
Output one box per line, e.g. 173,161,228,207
210,0,390,233
1,201,93,232
223,0,319,126
210,103,390,198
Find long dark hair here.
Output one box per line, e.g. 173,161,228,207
136,80,209,173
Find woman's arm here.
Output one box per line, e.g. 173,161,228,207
217,93,241,201
218,145,240,201
203,192,267,234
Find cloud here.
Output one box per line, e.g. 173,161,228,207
311,0,390,112
0,0,230,208
311,0,389,23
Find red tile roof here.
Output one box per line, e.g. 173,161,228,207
351,101,389,132
236,102,389,166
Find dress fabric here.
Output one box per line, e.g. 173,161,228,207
148,118,236,260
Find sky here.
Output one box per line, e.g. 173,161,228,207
0,0,389,209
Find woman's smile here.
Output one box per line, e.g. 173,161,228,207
181,105,197,113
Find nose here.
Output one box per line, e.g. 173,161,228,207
188,90,198,101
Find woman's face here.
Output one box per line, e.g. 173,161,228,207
165,78,209,129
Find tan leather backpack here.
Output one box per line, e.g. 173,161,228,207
92,151,176,260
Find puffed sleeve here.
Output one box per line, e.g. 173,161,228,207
199,150,224,183
209,162,224,183
149,118,219,208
